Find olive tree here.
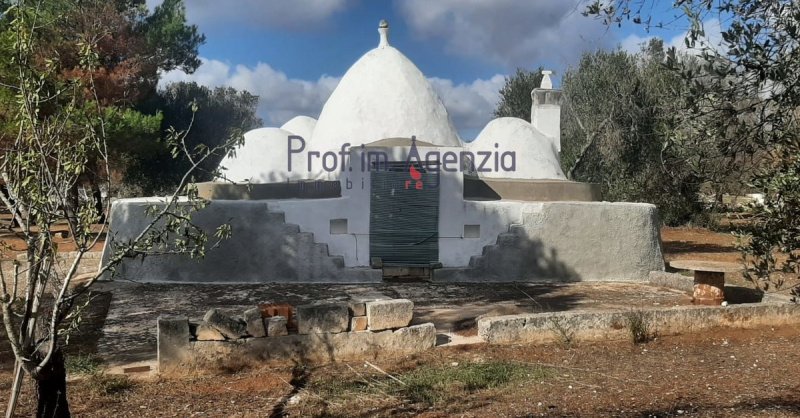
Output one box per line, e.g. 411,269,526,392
585,0,800,296
0,2,236,416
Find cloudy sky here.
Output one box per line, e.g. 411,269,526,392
152,0,704,139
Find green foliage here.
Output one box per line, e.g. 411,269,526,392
0,3,236,415
585,0,800,295
559,40,704,225
494,67,544,122
142,0,205,73
65,354,102,375
128,82,260,195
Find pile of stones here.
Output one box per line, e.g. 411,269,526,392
190,299,415,342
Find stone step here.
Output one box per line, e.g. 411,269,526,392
329,255,345,268
509,225,526,236
496,232,518,246
468,255,484,269
265,211,286,223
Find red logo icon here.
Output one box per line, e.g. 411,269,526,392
405,165,423,190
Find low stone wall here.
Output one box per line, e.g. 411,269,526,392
1,251,102,290
158,299,435,371
478,302,800,345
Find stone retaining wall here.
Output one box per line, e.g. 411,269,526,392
478,303,800,345
158,298,435,371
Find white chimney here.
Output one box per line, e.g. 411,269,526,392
378,19,390,48
531,70,563,153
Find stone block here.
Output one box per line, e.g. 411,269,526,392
348,302,366,317
203,309,247,339
296,303,349,334
350,316,368,332
366,299,413,331
244,308,266,337
267,316,288,337
196,323,225,341
157,316,190,371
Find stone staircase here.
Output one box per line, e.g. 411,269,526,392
434,223,578,283
106,200,380,283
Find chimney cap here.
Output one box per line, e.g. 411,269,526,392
540,70,553,89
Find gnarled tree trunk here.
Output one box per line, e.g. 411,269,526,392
35,349,70,418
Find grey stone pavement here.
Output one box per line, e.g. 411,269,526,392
89,280,691,368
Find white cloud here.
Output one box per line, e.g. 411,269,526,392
620,18,723,55
160,58,506,137
160,58,340,126
148,0,351,30
395,0,610,69
428,75,505,137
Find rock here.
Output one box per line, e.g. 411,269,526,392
348,302,366,317
203,309,247,339
296,303,349,334
350,316,368,332
196,323,225,341
157,316,190,371
366,299,413,331
391,323,436,350
267,316,288,337
244,308,266,338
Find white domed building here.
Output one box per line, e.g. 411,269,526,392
105,21,664,284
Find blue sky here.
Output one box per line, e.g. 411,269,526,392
155,1,712,139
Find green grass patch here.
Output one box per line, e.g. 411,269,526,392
65,353,103,375
311,361,553,407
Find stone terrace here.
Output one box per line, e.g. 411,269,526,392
86,281,692,369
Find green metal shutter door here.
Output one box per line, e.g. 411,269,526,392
369,163,439,266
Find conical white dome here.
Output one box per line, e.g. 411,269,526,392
310,23,461,152
219,127,311,183
280,116,317,141
470,117,566,180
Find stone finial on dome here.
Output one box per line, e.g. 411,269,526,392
379,19,390,47
540,70,553,89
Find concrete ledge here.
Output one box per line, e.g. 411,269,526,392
196,181,341,200
464,178,601,202
478,303,800,345
159,323,436,372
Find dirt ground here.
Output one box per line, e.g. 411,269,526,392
1,226,799,417
2,325,799,417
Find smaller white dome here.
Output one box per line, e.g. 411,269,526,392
219,127,311,183
469,118,566,180
280,116,317,141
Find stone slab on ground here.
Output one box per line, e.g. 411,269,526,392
195,324,225,341
366,299,413,331
157,316,190,368
266,316,288,337
203,309,247,339
244,308,266,338
648,271,693,292
296,303,349,334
